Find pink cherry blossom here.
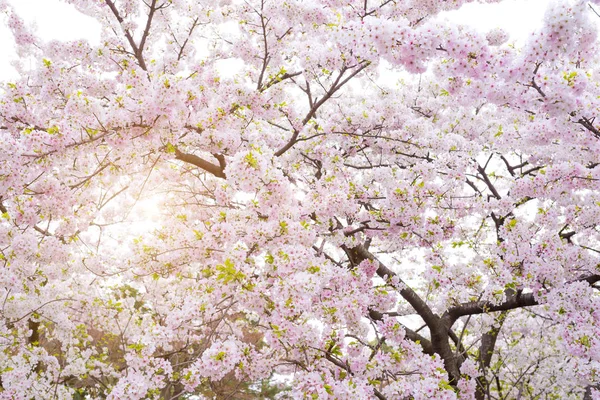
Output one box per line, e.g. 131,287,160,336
0,0,599,399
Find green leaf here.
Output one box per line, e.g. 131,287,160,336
244,151,259,168
165,142,177,154
216,259,245,283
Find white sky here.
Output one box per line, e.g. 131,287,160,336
444,0,550,37
0,0,552,80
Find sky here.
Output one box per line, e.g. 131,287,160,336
444,0,550,36
0,0,553,80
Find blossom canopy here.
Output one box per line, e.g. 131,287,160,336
0,0,600,399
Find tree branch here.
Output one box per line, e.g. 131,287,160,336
445,274,600,326
274,62,370,157
354,245,439,327
352,245,462,384
368,309,435,355
475,311,508,400
577,116,600,139
174,149,227,179
477,163,502,200
105,0,159,71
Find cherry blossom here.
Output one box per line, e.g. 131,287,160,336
1,0,600,398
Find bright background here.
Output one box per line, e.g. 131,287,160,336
0,0,552,79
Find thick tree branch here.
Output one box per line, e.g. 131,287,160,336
475,311,508,400
352,244,462,385
138,0,160,66
105,0,160,71
445,274,600,326
477,163,502,200
577,116,600,139
174,149,227,179
354,245,438,327
445,290,536,326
